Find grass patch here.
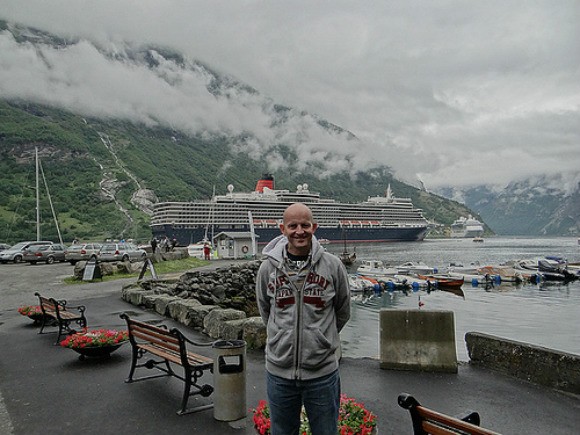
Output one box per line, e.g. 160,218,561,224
63,257,210,284
152,257,209,274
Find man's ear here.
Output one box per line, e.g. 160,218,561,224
312,223,318,232
279,223,285,234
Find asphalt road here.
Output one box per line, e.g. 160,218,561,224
0,261,135,311
2,261,580,434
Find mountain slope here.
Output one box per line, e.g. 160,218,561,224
0,20,479,243
0,99,478,244
439,176,580,236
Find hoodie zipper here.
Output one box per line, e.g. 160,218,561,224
293,265,313,380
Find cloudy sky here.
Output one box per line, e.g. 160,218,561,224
1,0,579,191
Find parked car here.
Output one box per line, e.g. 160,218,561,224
65,243,102,265
0,241,54,264
23,243,67,264
97,242,147,262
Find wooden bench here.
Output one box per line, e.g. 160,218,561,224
34,292,88,345
398,393,501,435
120,313,214,415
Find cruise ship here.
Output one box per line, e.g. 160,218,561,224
150,174,429,245
450,215,485,238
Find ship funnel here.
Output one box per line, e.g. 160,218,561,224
255,174,274,192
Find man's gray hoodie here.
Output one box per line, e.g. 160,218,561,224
256,235,351,380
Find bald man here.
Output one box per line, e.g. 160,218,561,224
256,203,351,435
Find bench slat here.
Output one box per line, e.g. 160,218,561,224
422,422,459,435
132,330,181,353
139,343,213,367
419,407,499,435
131,323,180,343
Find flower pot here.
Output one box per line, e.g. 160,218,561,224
18,305,44,324
27,312,45,324
71,343,123,360
60,328,129,360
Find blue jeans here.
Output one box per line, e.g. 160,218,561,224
266,370,340,435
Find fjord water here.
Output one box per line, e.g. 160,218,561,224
327,237,580,361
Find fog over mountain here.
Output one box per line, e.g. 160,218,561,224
0,22,366,179
0,1,579,192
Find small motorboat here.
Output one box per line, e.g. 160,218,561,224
396,261,437,275
348,274,375,293
418,274,464,290
356,260,395,278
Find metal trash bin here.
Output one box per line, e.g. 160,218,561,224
212,339,246,421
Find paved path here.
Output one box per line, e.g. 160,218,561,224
1,262,580,434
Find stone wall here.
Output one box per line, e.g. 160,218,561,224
465,332,580,395
121,261,267,349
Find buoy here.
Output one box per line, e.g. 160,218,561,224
412,282,419,291
471,278,479,286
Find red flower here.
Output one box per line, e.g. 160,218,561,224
252,395,377,435
17,305,42,316
59,328,129,349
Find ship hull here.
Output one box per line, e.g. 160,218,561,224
153,224,428,246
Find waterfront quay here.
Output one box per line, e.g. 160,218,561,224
1,262,579,434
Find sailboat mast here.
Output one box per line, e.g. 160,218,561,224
36,147,40,241
36,147,64,244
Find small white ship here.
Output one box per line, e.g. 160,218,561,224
450,215,484,238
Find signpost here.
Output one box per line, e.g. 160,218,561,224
82,257,101,281
138,258,158,280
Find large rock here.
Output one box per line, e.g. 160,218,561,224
243,316,267,349
168,299,202,324
116,261,143,274
187,305,219,328
122,288,156,306
154,295,182,316
142,294,163,310
217,319,247,341
99,262,115,276
203,308,246,339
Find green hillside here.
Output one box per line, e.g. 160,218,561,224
0,100,477,244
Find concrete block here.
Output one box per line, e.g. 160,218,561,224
380,309,457,373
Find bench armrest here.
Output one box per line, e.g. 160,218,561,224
455,410,481,426
65,304,86,313
53,298,86,313
172,328,214,347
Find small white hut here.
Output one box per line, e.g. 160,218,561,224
213,232,257,259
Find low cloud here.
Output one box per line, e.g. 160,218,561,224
0,0,578,191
